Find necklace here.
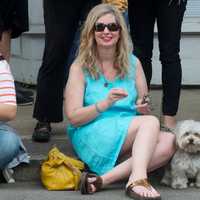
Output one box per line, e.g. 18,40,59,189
102,71,109,88
97,63,109,87
104,81,109,88
99,61,115,88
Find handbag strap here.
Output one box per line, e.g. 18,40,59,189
63,159,81,190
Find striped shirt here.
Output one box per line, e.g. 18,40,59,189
0,59,16,105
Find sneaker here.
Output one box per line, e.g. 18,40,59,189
32,122,51,142
16,90,34,106
15,81,34,97
2,168,15,183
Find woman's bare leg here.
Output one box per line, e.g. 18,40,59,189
92,115,175,198
127,116,159,183
89,115,161,196
101,131,175,185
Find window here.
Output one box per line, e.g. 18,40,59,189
185,0,200,17
182,0,200,32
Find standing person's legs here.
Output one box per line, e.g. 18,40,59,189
66,0,101,76
33,0,83,142
128,0,155,88
33,0,101,142
156,0,187,128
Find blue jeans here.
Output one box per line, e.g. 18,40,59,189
0,123,20,169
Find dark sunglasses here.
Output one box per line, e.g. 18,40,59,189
94,22,120,32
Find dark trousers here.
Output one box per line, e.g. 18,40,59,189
128,0,187,116
33,0,101,122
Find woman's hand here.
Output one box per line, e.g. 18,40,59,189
105,88,128,105
135,96,151,115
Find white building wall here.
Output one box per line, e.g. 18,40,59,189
152,34,200,85
10,0,200,85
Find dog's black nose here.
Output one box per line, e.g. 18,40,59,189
189,138,193,144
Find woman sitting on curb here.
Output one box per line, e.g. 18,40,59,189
64,4,175,200
0,55,29,183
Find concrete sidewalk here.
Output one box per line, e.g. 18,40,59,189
2,88,200,199
0,182,200,200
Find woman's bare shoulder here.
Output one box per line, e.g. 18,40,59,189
71,60,82,69
70,61,84,74
68,61,85,82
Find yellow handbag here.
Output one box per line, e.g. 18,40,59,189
41,147,84,190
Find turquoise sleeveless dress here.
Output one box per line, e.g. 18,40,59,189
67,54,138,175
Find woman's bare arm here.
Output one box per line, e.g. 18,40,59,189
0,104,16,121
64,63,110,127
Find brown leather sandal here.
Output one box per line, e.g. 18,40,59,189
80,172,103,195
126,179,161,200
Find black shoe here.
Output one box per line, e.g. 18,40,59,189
15,82,34,97
32,122,51,142
16,90,34,106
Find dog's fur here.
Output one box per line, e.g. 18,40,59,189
161,120,200,189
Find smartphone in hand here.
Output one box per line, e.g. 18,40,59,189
114,92,128,97
112,88,128,97
141,94,151,104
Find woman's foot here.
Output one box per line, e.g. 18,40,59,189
126,179,161,200
80,172,103,194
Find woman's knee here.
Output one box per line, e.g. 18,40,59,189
0,131,20,169
1,132,20,156
142,115,160,129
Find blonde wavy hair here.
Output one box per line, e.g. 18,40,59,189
75,3,133,79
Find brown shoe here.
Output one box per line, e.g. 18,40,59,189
126,179,161,200
80,172,102,194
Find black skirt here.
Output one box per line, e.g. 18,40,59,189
0,0,29,39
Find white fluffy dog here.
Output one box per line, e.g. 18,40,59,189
161,120,200,189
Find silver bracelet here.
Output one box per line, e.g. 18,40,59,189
95,103,103,114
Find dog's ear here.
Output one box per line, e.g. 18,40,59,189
193,121,200,134
173,121,183,147
174,121,181,135
175,120,194,136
